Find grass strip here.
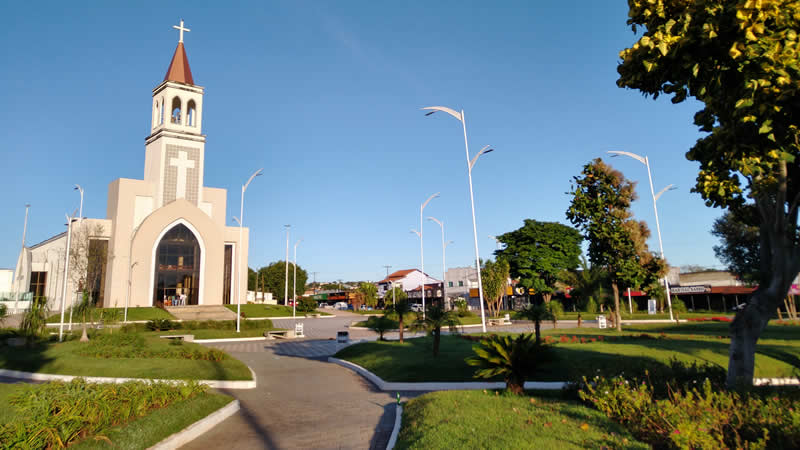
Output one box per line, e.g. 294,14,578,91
47,307,174,323
224,304,331,317
395,390,647,450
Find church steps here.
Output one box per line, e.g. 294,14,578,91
165,305,238,321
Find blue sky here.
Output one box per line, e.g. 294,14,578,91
0,1,724,282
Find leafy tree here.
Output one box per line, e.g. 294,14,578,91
466,333,554,395
547,300,564,329
566,158,666,331
297,296,317,313
357,282,378,308
411,305,460,357
384,287,411,343
365,316,394,341
67,222,107,307
616,0,800,386
495,220,582,303
559,257,611,312
711,208,761,285
255,261,308,304
480,259,510,318
519,304,552,343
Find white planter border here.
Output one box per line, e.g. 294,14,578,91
148,399,240,450
0,366,257,390
386,404,402,450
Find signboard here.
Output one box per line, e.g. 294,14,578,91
670,285,712,294
597,315,607,329
647,299,657,315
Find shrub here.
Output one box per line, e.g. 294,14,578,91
0,379,208,449
145,318,178,331
585,296,598,314
74,333,228,361
454,299,470,316
579,376,800,449
547,300,564,328
365,316,395,340
466,333,554,394
297,296,317,313
0,303,6,324
19,296,49,341
671,297,687,317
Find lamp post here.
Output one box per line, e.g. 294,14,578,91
284,225,290,307
293,238,303,320
423,106,493,332
59,210,78,342
413,192,438,319
124,224,143,323
74,185,84,222
236,168,263,333
607,150,676,320
13,204,30,314
428,216,452,309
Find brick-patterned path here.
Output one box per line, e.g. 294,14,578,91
181,338,406,450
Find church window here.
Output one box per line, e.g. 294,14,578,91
160,98,165,125
171,97,182,124
187,100,196,127
154,224,201,306
29,271,47,300
222,244,233,304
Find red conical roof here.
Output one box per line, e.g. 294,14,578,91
164,42,194,85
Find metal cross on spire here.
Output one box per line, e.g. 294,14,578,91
173,19,191,43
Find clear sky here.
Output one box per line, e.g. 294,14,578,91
0,1,725,282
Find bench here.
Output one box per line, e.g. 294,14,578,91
159,334,194,342
487,314,513,327
264,329,291,339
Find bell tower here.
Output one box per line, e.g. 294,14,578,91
144,19,206,210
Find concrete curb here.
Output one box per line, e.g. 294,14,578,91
754,378,800,386
0,366,258,390
148,399,240,450
386,404,402,450
194,336,267,343
328,357,565,391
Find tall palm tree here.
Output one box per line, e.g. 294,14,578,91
412,304,460,357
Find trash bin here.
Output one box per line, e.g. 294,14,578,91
337,331,349,343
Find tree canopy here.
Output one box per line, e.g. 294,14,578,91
495,219,582,303
616,0,800,386
566,158,666,330
711,208,761,285
253,261,308,303
481,259,510,318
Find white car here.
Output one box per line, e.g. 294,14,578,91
410,303,424,312
333,302,349,310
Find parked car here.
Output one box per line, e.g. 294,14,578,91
333,302,348,310
410,303,424,312
359,305,373,311
318,303,331,309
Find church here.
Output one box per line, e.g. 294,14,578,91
12,21,249,311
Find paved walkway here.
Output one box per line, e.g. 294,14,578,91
183,337,418,450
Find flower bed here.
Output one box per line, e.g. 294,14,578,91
686,316,733,322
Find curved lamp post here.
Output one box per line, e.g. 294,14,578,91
236,168,263,333
423,106,492,332
413,192,438,319
59,209,78,342
608,150,676,320
428,216,452,309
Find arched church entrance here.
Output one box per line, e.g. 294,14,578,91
153,224,201,306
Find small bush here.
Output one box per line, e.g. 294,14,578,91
0,379,208,449
74,333,227,361
584,297,598,314
297,296,317,313
365,316,395,340
466,333,554,394
145,318,178,331
671,297,687,317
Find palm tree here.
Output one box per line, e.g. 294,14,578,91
559,257,610,312
384,287,412,343
466,333,554,394
365,316,394,340
412,304,460,357
519,304,553,343
73,291,96,342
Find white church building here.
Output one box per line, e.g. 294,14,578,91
12,22,249,312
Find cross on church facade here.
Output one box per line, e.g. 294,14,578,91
170,151,195,200
173,19,191,43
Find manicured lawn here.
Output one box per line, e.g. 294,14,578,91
156,328,271,339
72,392,233,449
0,333,253,380
395,390,647,450
47,307,174,323
353,314,483,329
225,304,331,317
335,322,800,382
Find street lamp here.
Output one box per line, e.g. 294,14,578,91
13,204,30,314
284,225,291,308
423,106,493,332
414,192,438,319
607,150,676,320
293,238,303,320
74,185,84,222
59,209,78,342
428,216,452,309
236,168,263,333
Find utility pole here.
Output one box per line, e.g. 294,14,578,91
312,272,319,293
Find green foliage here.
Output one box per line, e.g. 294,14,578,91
711,208,761,284
384,291,412,343
453,298,468,315
412,305,460,357
365,316,395,341
671,297,688,315
579,374,800,449
495,219,582,302
0,379,208,449
146,318,177,331
19,296,49,340
519,304,553,342
254,261,308,304
480,259,510,318
466,333,554,394
559,257,611,311
297,296,317,313
357,282,378,308
383,285,408,306
0,303,6,325
547,300,564,327
75,333,228,361
585,297,599,314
